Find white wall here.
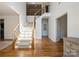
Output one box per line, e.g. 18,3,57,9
26,16,40,22
6,2,26,15
49,2,79,42
0,3,27,40
36,17,42,39
26,13,50,39
0,16,19,39
6,2,27,28
27,16,34,22
26,16,42,39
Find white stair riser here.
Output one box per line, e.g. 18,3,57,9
20,33,32,35
21,29,32,31
16,39,32,42
16,41,32,43
16,41,32,44
19,35,32,37
20,31,32,33
17,38,32,40
18,37,32,39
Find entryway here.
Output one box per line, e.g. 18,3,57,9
56,14,67,41
0,19,4,41
42,18,48,37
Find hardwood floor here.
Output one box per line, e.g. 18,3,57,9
0,37,63,57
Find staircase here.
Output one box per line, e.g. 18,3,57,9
13,4,49,49
15,26,32,48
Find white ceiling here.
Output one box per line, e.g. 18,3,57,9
27,2,50,5
0,3,18,16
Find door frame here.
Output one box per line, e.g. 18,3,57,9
56,13,67,41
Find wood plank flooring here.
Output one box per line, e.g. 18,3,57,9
0,37,63,57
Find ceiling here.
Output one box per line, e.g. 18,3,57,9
0,3,18,16
27,2,50,5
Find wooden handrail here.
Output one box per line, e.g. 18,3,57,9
32,7,45,50
34,8,45,16
34,9,42,16
13,24,20,32
12,23,20,48
32,16,35,49
13,23,20,40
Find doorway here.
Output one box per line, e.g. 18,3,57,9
0,19,4,41
56,14,67,41
42,18,48,37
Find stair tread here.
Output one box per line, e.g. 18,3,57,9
16,40,32,42
15,45,31,48
17,37,32,40
19,35,32,36
18,37,32,38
